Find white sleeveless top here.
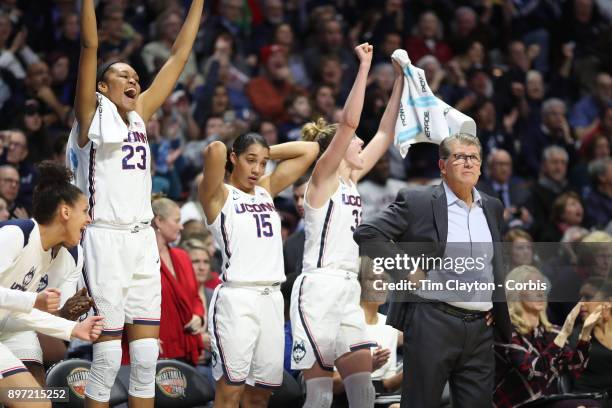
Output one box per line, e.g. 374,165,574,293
207,184,285,283
302,178,362,274
67,93,153,225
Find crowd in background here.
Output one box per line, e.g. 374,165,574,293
0,0,611,406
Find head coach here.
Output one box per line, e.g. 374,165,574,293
354,133,512,408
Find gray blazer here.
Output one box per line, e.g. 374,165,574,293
354,183,512,342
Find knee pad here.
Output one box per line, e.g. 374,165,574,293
303,377,333,408
343,372,375,408
128,338,159,398
85,340,122,402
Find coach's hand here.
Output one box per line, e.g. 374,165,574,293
35,288,61,313
71,316,104,341
60,288,95,320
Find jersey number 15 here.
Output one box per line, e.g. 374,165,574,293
253,214,273,237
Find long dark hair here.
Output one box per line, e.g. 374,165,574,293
226,133,270,173
32,161,83,224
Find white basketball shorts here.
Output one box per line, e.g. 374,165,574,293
290,270,376,371
0,340,27,379
209,283,284,388
81,223,161,335
0,331,42,366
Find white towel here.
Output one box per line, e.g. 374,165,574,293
68,92,140,148
392,49,476,158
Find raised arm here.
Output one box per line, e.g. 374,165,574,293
198,141,228,223
308,43,372,207
74,0,99,147
137,0,204,122
259,141,319,197
352,61,404,182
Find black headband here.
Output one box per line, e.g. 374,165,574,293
95,60,121,86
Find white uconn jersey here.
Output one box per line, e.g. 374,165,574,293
67,93,153,224
0,220,80,316
207,184,284,283
303,179,362,274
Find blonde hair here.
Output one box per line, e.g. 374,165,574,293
581,230,612,243
151,195,178,219
301,117,337,157
180,238,209,257
506,265,553,335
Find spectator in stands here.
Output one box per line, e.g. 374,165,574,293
303,17,356,82
273,23,309,87
521,98,577,176
570,72,612,139
24,61,71,129
98,4,143,65
180,238,214,311
478,149,531,230
494,265,602,408
251,0,285,54
315,54,351,104
584,158,612,229
546,229,611,325
1,129,36,213
580,105,612,158
405,11,452,65
47,52,73,106
152,196,204,366
283,174,307,278
570,132,610,192
0,195,8,220
55,12,80,80
246,44,304,124
0,11,40,81
528,146,574,241
503,229,537,271
448,6,493,54
358,153,407,221
0,164,25,218
279,94,311,142
373,31,402,66
571,283,612,403
142,9,202,91
472,98,516,160
540,192,585,242
19,99,52,163
197,0,249,61
311,84,336,123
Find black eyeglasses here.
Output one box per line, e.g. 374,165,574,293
449,153,481,164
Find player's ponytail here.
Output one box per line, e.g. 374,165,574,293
226,133,270,174
32,161,84,224
301,117,337,158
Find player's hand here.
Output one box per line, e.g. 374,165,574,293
355,42,373,66
34,288,61,313
372,346,390,371
60,288,95,320
71,316,104,341
184,314,204,334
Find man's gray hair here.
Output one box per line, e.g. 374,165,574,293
542,145,568,162
541,98,566,117
439,133,482,160
588,157,612,186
